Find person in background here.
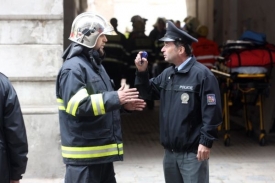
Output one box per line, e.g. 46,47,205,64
103,17,128,89
134,21,222,183
183,16,200,38
0,72,28,183
126,15,155,88
149,17,166,40
175,20,182,29
56,12,146,183
149,17,170,80
127,15,155,109
109,17,127,48
192,25,220,69
128,15,146,40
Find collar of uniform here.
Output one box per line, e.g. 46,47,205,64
177,57,192,71
177,56,196,73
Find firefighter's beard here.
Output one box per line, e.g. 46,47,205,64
89,49,105,65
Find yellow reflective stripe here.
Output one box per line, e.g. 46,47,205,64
118,143,123,155
57,98,63,103
61,143,123,159
90,94,105,116
62,143,123,151
66,89,89,116
57,98,65,110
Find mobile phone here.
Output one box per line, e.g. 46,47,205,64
140,51,148,64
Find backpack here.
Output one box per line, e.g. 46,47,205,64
240,30,267,45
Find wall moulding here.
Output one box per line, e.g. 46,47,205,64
0,14,63,20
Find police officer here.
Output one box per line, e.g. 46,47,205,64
56,12,146,183
0,73,28,183
134,21,222,183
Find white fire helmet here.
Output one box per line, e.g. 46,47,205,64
69,12,116,48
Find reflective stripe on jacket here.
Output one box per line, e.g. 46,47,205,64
61,143,123,159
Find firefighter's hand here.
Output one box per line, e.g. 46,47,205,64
196,144,210,161
117,84,140,105
10,180,20,183
123,98,146,111
134,51,148,72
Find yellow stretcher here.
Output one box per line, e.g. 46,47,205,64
211,68,269,146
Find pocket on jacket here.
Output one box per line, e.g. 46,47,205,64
82,128,111,139
87,76,106,93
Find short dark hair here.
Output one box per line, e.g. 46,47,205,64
174,41,192,56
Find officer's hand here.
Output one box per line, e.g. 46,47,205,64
196,144,210,161
123,98,146,111
134,51,148,72
117,84,140,105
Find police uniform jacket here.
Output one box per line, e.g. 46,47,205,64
135,57,222,153
56,45,123,165
0,73,28,183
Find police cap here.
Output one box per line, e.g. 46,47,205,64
159,20,198,45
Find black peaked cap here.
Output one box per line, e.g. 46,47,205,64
159,20,198,45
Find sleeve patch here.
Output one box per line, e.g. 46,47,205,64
207,94,216,105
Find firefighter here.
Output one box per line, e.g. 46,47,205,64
0,72,28,183
56,12,146,183
192,25,220,69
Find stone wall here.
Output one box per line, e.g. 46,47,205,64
0,0,65,179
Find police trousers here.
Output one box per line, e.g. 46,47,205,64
163,150,209,183
65,162,116,183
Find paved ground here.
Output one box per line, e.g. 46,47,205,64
22,103,275,183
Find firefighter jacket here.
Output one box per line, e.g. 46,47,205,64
192,37,220,68
0,73,28,183
56,45,123,165
135,57,222,153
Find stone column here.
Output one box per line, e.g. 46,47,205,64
0,0,65,180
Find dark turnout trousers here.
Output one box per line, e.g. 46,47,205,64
65,162,116,183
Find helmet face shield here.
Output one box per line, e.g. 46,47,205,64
69,12,116,48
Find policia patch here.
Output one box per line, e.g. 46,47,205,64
207,94,216,105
